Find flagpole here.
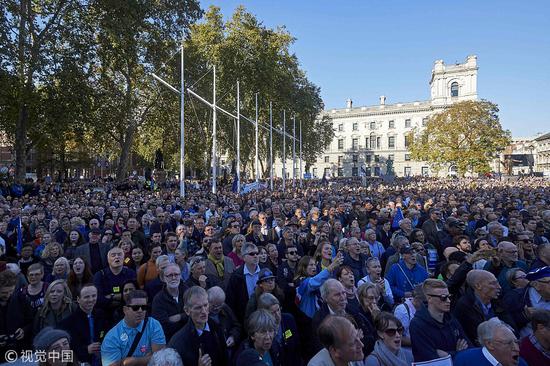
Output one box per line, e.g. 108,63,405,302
180,41,185,198
293,115,296,188
269,101,273,191
299,119,303,188
282,110,286,192
236,80,240,194
212,65,217,194
255,93,259,184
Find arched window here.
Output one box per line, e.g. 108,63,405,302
450,82,459,97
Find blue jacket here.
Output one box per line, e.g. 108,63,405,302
295,268,331,318
454,348,527,366
410,306,471,362
386,259,429,299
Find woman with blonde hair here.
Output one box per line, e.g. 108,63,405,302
40,242,63,276
45,256,70,283
33,279,76,334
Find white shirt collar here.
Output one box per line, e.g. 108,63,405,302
482,346,500,366
243,264,260,276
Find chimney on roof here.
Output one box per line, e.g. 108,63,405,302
346,99,353,109
380,95,386,105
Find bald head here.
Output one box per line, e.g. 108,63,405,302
467,269,501,301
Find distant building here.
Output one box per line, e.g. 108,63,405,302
534,132,550,176
273,55,479,178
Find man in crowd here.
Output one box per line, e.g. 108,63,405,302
343,237,367,282
485,241,529,293
410,278,471,361
76,228,109,274
101,290,166,365
519,309,550,365
204,237,236,289
207,286,242,357
386,244,429,301
168,286,228,366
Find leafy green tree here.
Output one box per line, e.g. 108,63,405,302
407,100,511,176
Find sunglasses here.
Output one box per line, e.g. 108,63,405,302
426,293,452,302
247,252,259,256
287,251,298,255
384,327,404,337
127,304,148,311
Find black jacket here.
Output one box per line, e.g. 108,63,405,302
502,286,532,332
0,291,34,359
151,284,187,341
410,306,471,362
58,307,107,363
209,303,242,350
453,288,516,345
168,318,228,366
271,313,301,366
226,265,250,324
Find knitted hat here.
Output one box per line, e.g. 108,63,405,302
33,327,71,351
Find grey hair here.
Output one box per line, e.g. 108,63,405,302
247,309,277,336
477,318,515,346
466,269,491,288
365,229,376,236
183,286,208,310
232,234,246,248
147,348,183,366
391,235,409,249
487,221,502,233
155,254,170,267
257,293,280,310
207,286,226,302
241,242,258,256
320,278,342,301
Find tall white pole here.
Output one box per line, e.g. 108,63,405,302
212,65,217,194
236,81,240,194
180,41,185,198
299,119,303,188
282,110,286,192
269,102,273,191
292,115,296,188
255,93,259,184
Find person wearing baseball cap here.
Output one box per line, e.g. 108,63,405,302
244,268,282,320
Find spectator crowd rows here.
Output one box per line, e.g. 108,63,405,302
0,176,549,366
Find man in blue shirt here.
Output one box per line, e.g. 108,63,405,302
386,245,429,301
226,242,260,323
101,290,166,366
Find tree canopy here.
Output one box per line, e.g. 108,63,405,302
407,100,511,176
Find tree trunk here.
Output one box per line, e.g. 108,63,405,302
116,125,136,182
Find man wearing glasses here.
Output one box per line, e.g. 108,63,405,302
226,243,261,323
410,279,471,362
101,290,166,366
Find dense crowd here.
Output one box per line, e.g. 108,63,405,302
0,176,549,366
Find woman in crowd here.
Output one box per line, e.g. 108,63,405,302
472,237,492,269
45,257,70,283
265,243,280,273
358,257,394,309
118,234,134,267
174,248,190,282
228,234,246,267
365,312,413,366
336,265,360,313
40,242,63,277
258,246,269,268
66,256,93,300
357,283,381,327
20,263,49,312
33,279,76,334
62,230,85,261
313,241,334,271
505,267,529,290
236,309,279,366
128,246,145,271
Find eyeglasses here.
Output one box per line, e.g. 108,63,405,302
383,327,404,337
165,273,181,278
513,275,527,281
518,239,533,243
247,252,259,256
426,293,451,302
492,339,519,346
127,304,148,311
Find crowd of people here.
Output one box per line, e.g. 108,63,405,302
0,175,549,366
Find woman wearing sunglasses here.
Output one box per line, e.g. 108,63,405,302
365,312,413,366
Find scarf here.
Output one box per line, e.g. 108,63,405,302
371,340,409,366
208,254,225,278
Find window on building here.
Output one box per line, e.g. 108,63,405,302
405,154,411,161
312,168,317,177
352,155,358,163
374,155,380,163
370,135,376,149
405,119,411,128
366,154,372,163
388,136,395,149
338,156,343,165
451,82,459,97
422,117,428,126
365,167,372,177
352,167,358,176
324,156,329,163
352,122,358,131
404,167,411,176
338,124,344,132
377,137,381,149
374,166,381,176
389,120,395,129
405,135,411,148
337,168,343,177
421,166,429,176
352,138,358,150
324,167,330,176
338,139,344,150
370,121,376,130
